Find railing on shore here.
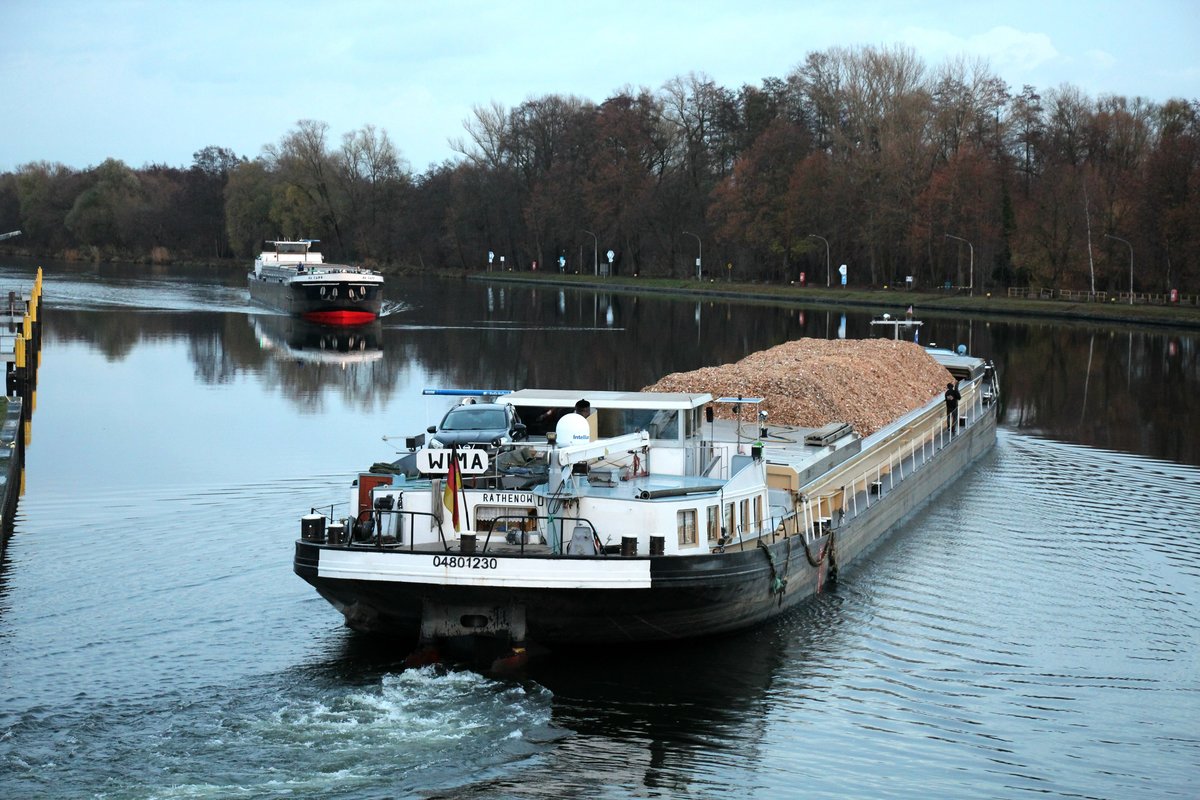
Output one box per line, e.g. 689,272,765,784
1007,286,1198,306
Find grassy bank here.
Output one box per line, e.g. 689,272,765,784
465,270,1200,330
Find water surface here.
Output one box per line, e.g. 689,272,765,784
1,262,1197,798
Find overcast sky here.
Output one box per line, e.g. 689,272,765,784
2,0,1197,175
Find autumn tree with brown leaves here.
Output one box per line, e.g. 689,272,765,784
1,45,1197,294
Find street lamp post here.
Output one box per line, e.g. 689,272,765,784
581,229,598,277
944,233,974,296
1105,234,1133,305
682,231,701,280
807,234,830,287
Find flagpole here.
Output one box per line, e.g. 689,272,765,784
459,447,470,530
451,444,461,532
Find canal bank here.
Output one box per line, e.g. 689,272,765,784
466,271,1200,330
1,268,42,555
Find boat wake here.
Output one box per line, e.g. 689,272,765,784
0,665,556,798
41,275,253,315
378,299,411,318
382,322,625,332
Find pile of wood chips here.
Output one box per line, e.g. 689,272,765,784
643,338,953,436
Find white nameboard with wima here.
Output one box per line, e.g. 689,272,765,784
417,448,490,475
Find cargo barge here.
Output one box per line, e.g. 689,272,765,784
248,239,383,325
294,346,998,659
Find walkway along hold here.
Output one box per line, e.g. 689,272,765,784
1,267,43,554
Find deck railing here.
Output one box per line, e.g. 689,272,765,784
797,375,989,533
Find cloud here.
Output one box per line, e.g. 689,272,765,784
1084,49,1118,70
899,24,1060,75
963,26,1061,73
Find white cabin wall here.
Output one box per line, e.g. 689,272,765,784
648,445,686,476
572,497,662,550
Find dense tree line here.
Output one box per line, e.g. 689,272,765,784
2,45,1197,293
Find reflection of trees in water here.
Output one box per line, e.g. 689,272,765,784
46,307,405,412
407,284,816,392
189,321,241,385
49,307,145,361
42,274,1200,464
992,321,1198,465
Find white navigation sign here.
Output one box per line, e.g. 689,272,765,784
417,448,490,475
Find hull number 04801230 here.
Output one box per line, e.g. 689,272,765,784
433,555,498,570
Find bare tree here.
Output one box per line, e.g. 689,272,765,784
264,120,345,250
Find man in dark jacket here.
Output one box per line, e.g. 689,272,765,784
944,382,961,431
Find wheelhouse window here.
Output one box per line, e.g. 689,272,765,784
597,408,679,440
739,499,750,535
677,509,698,546
648,409,680,440
706,505,719,542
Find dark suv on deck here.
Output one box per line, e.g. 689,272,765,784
426,402,527,448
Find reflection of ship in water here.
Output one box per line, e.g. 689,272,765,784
250,314,383,366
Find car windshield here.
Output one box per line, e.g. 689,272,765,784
441,407,508,431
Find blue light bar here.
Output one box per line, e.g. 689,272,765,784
422,388,511,397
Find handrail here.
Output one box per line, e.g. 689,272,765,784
822,375,991,528
482,513,604,556
332,507,448,551
310,502,345,522
805,374,985,496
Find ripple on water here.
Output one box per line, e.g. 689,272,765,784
4,431,1200,799
748,430,1200,798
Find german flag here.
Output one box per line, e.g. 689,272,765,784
443,447,462,531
